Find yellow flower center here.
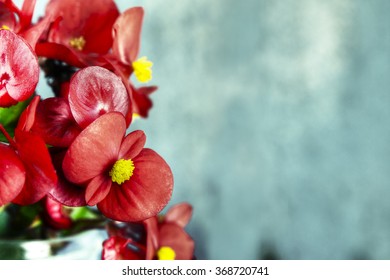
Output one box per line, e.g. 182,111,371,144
132,56,153,83
157,246,176,260
109,159,135,185
69,36,86,51
1,25,10,30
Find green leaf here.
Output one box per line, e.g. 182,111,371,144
69,206,100,221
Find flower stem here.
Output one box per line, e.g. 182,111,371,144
0,124,17,149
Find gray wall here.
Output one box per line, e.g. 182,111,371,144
32,0,390,259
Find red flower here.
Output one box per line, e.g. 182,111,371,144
0,96,57,205
32,66,131,147
62,112,173,222
145,203,195,260
0,29,39,107
101,203,195,260
45,0,119,55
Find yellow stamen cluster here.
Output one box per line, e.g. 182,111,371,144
69,36,86,51
109,159,135,185
132,56,153,83
1,25,10,30
157,246,176,260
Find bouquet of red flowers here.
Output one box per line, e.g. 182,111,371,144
0,0,194,260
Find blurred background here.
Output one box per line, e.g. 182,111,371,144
28,0,390,259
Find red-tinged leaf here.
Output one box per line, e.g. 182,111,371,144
112,7,144,65
0,29,39,107
85,174,112,206
159,223,194,260
12,130,57,205
102,236,144,260
0,143,25,205
49,148,86,207
143,217,159,260
164,203,193,228
16,95,39,132
32,97,82,147
35,42,86,68
62,112,126,184
45,0,119,54
118,130,146,160
0,2,17,31
68,66,130,128
43,196,72,229
97,148,173,222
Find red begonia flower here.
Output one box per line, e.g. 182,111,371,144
32,66,131,147
62,112,173,222
45,0,119,55
101,202,194,260
0,29,39,107
144,208,195,260
0,142,25,205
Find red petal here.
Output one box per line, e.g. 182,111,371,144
49,148,86,207
43,196,72,229
35,42,86,68
143,217,159,260
0,30,39,106
97,148,173,222
118,130,146,160
12,130,57,205
0,143,25,205
32,97,82,147
85,175,112,206
112,7,144,64
16,95,40,132
102,236,144,260
68,66,130,128
131,84,155,118
62,112,126,184
159,223,194,260
164,203,193,228
20,13,53,48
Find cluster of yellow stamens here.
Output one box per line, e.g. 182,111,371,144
1,25,10,30
109,159,135,185
69,36,86,51
132,56,153,83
